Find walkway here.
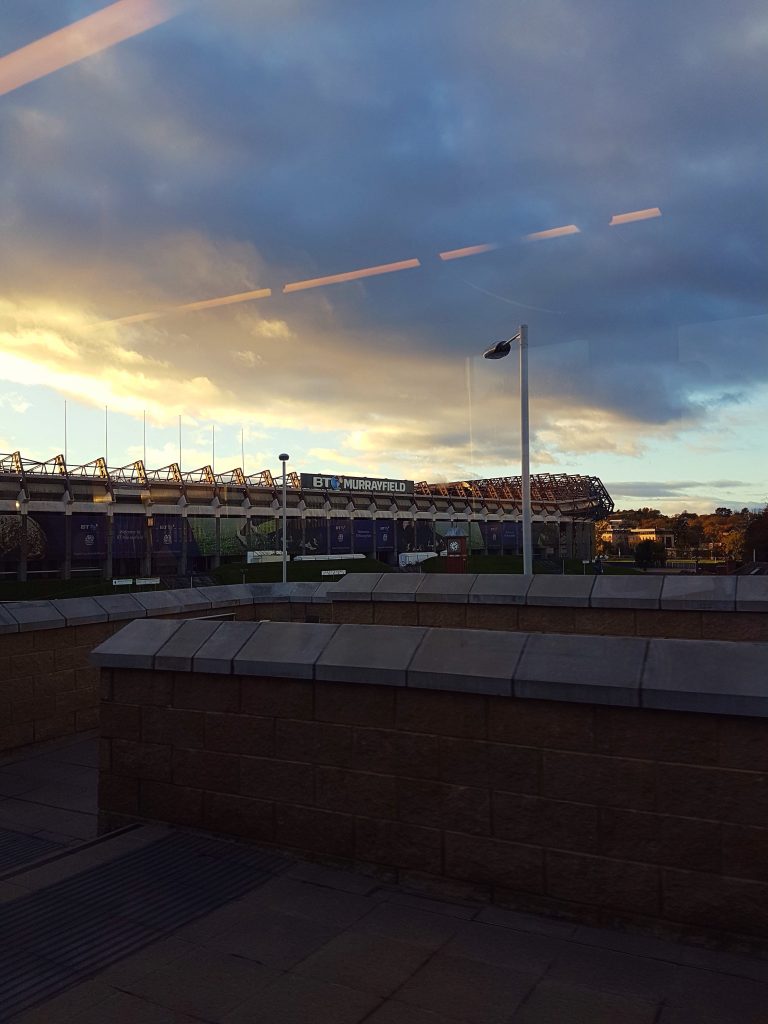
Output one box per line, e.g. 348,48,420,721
1,735,767,1023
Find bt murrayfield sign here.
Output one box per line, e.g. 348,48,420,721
300,473,414,495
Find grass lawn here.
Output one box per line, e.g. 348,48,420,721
212,557,394,585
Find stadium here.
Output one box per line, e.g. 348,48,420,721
0,451,613,580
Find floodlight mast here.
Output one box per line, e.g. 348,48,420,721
482,327,532,575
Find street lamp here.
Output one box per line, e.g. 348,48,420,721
279,453,290,583
483,324,533,576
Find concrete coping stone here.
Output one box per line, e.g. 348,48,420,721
93,593,148,621
526,575,595,607
407,627,525,695
154,619,223,671
642,638,768,716
50,596,109,626
203,584,258,607
192,621,261,674
372,574,425,601
133,590,187,616
244,584,290,605
415,574,479,604
514,632,647,707
329,573,384,601
0,604,20,634
282,582,321,601
169,588,213,612
590,575,662,610
234,621,339,679
315,623,428,686
309,582,334,604
736,575,768,612
90,618,183,669
4,600,65,632
91,619,768,717
468,574,533,605
660,575,737,611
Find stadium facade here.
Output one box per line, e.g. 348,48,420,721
0,452,613,580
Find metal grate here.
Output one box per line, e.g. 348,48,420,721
0,828,63,873
0,830,288,1021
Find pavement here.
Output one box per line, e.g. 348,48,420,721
1,734,768,1023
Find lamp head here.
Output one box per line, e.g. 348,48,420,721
279,453,290,462
482,333,519,360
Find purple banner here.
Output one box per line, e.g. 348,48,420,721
375,520,394,551
330,519,351,554
113,514,146,558
72,513,107,559
502,522,521,551
152,514,185,556
353,520,374,553
303,518,327,556
26,512,65,561
481,521,503,549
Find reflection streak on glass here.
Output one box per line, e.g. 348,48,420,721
438,243,499,261
97,288,273,326
524,225,581,241
282,258,421,293
609,207,662,225
0,0,183,97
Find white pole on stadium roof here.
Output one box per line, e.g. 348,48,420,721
279,453,290,584
482,325,533,576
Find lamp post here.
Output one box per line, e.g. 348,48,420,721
483,324,533,576
279,453,289,583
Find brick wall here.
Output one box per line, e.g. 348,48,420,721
99,666,768,944
0,607,253,755
330,600,768,641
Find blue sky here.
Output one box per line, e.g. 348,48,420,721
0,0,766,513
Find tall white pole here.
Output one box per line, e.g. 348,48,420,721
280,454,289,584
105,405,108,467
178,415,182,468
519,324,533,575
64,400,68,463
143,409,146,467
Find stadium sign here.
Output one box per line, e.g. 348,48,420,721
300,473,414,495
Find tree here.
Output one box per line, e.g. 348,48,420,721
744,507,768,562
715,507,733,517
634,539,666,570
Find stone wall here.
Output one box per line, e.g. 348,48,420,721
94,618,768,943
0,586,261,754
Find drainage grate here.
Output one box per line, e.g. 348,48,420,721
0,828,64,873
0,831,288,1021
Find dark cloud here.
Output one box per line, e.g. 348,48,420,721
0,0,766,440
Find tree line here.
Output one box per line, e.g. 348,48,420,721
596,505,768,563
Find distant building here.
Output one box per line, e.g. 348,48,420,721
600,520,675,556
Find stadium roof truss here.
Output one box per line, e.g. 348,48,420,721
0,452,611,518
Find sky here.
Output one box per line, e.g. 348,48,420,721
0,0,766,514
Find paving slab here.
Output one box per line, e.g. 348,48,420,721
526,575,595,607
169,588,212,613
407,627,524,695
51,597,109,626
223,972,381,1024
353,902,465,948
514,633,646,706
513,979,658,1024
415,574,478,604
294,929,431,997
90,618,183,670
154,619,222,671
736,575,768,612
443,921,568,974
0,604,19,634
642,638,768,716
660,575,737,611
4,600,65,631
133,590,185,616
316,623,428,686
590,575,663,609
330,573,384,601
468,574,533,605
233,621,339,679
373,574,426,601
192,621,261,674
93,593,147,621
202,905,339,970
396,953,538,1023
